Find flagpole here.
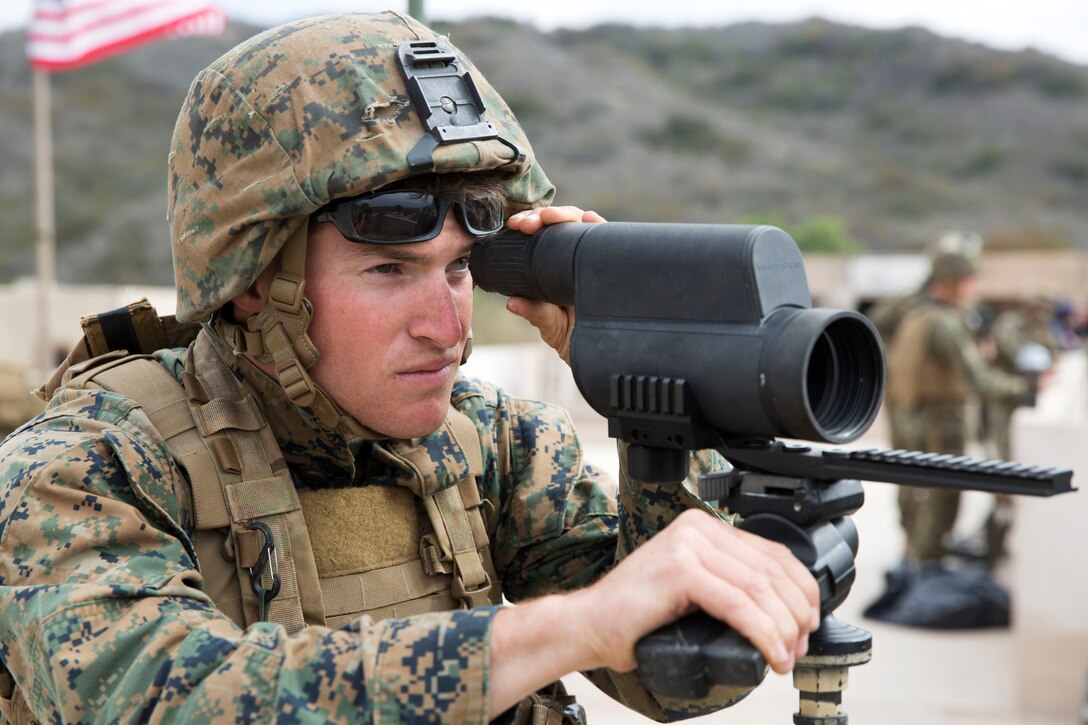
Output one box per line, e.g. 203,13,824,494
32,68,56,377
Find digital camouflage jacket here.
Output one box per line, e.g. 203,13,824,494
0,336,743,724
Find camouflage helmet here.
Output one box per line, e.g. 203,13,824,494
929,250,978,281
929,230,983,260
168,11,554,324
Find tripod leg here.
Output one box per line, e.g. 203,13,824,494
791,617,872,725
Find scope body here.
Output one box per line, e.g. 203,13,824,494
471,222,885,445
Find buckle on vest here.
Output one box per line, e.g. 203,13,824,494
246,521,281,605
452,568,492,608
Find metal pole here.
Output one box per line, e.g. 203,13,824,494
408,0,425,24
32,68,56,377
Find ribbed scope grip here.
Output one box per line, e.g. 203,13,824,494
469,234,542,299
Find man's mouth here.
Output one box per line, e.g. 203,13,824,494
397,357,457,380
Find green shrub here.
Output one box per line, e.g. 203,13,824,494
736,213,864,254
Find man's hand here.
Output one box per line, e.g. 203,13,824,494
565,509,819,674
489,509,820,714
503,206,606,364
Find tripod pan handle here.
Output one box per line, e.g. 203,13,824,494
635,610,768,698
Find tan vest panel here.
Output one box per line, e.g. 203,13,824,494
886,306,972,409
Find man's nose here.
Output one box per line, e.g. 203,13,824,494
409,277,465,349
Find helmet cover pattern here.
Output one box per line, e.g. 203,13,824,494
168,11,554,323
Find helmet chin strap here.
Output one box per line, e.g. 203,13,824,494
221,223,342,428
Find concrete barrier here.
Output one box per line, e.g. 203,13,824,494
1010,349,1088,719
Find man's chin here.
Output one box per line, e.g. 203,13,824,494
367,402,451,441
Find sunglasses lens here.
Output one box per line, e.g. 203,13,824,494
346,191,440,242
460,198,506,235
326,190,507,242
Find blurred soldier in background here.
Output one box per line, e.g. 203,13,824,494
987,293,1059,460
867,231,985,451
964,294,1060,568
0,362,44,441
865,249,1027,628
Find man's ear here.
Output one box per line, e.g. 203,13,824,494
230,262,279,323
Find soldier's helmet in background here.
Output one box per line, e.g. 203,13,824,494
929,250,978,282
929,230,984,261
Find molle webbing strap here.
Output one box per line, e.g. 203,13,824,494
63,355,219,523
507,684,584,725
429,484,490,606
188,333,325,633
71,352,231,529
320,559,459,629
427,407,492,608
57,352,248,630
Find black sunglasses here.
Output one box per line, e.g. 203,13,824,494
313,189,506,244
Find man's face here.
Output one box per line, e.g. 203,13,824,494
933,275,977,308
303,216,474,439
951,275,978,306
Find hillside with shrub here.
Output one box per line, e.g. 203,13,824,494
1,17,1085,287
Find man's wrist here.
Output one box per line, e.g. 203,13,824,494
489,592,603,715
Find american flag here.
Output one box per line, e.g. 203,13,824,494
27,0,226,72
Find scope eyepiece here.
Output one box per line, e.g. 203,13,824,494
765,309,885,443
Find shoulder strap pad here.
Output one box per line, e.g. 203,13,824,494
37,298,200,402
58,333,324,634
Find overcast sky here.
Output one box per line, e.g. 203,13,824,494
4,0,1087,65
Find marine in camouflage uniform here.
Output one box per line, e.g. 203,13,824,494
986,295,1059,460
868,231,985,453
0,12,818,724
884,252,1027,563
974,295,1059,566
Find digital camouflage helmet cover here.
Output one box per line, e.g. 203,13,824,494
168,11,553,323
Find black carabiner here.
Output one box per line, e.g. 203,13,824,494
246,521,281,603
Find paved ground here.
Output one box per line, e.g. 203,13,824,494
557,355,1086,724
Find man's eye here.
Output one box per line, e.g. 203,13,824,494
450,255,471,272
369,263,398,275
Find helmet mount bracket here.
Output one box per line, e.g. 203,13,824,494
396,39,525,173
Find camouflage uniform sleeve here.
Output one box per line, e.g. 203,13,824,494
0,388,497,724
476,386,750,721
928,312,1027,402
990,312,1025,370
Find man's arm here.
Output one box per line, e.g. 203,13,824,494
487,508,818,715
930,313,1027,401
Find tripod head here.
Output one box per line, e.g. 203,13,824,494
633,437,1073,702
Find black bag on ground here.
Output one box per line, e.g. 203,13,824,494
863,563,1011,629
